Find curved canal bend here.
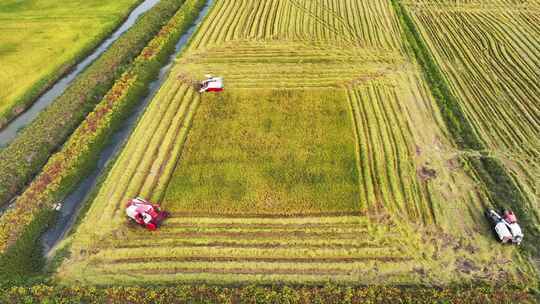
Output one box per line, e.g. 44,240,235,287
41,0,215,255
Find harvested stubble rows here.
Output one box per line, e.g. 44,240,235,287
80,82,200,232
58,0,535,285
177,42,403,89
403,0,540,226
64,216,427,284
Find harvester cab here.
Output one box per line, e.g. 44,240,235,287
126,197,169,230
485,209,523,245
199,74,223,93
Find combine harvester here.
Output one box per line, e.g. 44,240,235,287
486,209,524,245
125,197,169,230
199,74,223,93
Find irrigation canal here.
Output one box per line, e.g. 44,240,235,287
0,0,161,147
41,0,215,255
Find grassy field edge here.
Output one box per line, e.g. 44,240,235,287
0,283,537,304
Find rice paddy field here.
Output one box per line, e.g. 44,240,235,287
402,0,540,228
0,0,139,124
56,0,538,286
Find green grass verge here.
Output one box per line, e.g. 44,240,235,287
0,209,55,286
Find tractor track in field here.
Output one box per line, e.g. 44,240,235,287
286,0,354,45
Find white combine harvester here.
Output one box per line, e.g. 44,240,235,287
486,209,523,245
199,74,224,93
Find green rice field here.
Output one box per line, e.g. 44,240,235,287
0,0,139,124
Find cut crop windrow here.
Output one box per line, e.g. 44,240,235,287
393,0,539,253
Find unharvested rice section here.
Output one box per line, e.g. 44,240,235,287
162,89,361,216
404,0,540,225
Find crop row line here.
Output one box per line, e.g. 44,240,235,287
188,0,406,50
98,255,411,265
113,240,392,250
393,0,540,251
347,85,434,225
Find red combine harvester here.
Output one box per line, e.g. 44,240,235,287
125,197,169,230
199,75,223,93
